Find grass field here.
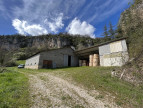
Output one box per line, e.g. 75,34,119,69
2,66,143,107
0,68,30,108
16,60,26,65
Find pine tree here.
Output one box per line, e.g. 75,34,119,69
103,25,108,37
115,25,123,38
102,25,110,41
108,22,115,39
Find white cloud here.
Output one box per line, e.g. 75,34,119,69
0,0,131,36
12,19,48,36
44,13,64,33
66,18,95,38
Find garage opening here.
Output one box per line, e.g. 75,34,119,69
43,60,53,68
68,55,71,66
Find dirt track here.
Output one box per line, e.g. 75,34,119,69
27,72,119,108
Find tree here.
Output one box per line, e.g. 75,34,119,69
0,50,5,66
108,22,115,39
102,24,111,41
103,25,108,37
115,25,123,38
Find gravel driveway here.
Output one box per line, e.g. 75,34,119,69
25,72,120,108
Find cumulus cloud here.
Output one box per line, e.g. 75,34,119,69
44,13,64,33
12,19,48,36
66,18,95,38
0,0,130,36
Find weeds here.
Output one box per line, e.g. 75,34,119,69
0,68,30,108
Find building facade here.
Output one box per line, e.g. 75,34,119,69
99,39,129,66
25,47,79,69
75,38,129,67
25,38,129,69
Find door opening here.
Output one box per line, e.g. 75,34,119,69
43,60,53,68
68,56,71,67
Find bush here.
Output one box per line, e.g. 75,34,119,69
4,60,17,67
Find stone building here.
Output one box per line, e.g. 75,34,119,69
25,47,79,69
75,37,129,67
25,37,129,69
99,39,129,66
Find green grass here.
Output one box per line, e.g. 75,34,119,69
0,67,30,108
58,67,143,107
8,66,143,107
16,60,25,65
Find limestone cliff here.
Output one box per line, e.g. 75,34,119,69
118,0,143,58
117,0,143,85
119,0,143,35
0,35,95,51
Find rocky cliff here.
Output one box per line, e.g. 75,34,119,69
118,0,143,58
0,35,96,51
119,0,143,35
116,0,143,85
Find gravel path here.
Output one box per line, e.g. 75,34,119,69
27,72,120,108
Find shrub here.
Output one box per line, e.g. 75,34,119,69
4,60,17,67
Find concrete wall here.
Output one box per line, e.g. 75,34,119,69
99,44,110,55
99,39,129,66
38,47,78,69
25,54,40,69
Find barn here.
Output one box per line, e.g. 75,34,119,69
75,37,129,67
25,47,79,69
25,37,129,69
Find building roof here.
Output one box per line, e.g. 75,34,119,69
26,37,127,60
26,46,75,59
74,37,127,59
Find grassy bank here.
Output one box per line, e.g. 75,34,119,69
9,66,143,107
16,60,25,65
53,67,143,107
0,68,30,108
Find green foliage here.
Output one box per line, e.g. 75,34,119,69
118,0,143,58
0,33,117,65
116,0,143,89
4,60,17,67
115,25,124,38
0,50,6,66
16,60,26,65
108,22,115,39
0,68,30,108
133,0,142,6
102,25,109,38
102,23,117,41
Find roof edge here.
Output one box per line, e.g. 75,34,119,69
26,46,75,60
74,37,127,53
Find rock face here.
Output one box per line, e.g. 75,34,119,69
116,0,143,85
0,36,69,50
119,0,143,34
0,35,94,51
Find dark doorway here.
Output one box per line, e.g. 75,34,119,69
68,56,71,66
43,60,53,68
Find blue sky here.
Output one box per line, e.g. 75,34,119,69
0,0,131,38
